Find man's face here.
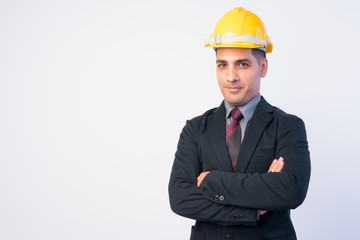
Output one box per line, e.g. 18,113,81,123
216,48,268,106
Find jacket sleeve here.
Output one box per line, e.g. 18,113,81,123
199,116,311,210
168,120,259,226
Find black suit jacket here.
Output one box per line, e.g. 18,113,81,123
168,97,311,240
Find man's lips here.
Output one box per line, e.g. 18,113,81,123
225,86,243,92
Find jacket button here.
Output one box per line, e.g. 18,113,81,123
225,233,232,240
215,195,219,201
219,195,224,201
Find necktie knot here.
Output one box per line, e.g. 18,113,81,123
231,108,243,122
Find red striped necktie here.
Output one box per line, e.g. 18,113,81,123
226,108,243,171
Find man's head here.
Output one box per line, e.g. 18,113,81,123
216,48,268,106
205,7,272,106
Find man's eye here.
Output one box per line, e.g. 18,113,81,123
238,63,249,68
217,64,226,68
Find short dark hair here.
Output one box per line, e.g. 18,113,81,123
251,48,266,65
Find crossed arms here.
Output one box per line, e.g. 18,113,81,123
197,157,285,216
168,116,311,226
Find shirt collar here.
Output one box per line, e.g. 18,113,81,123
224,94,261,121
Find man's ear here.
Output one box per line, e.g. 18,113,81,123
260,58,268,78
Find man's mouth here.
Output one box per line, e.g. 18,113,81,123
226,86,243,92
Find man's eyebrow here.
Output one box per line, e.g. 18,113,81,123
235,58,252,63
216,58,252,63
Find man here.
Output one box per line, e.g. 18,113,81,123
168,7,311,240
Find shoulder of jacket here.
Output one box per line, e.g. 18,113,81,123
179,106,219,140
271,105,305,127
188,106,218,123
183,106,220,133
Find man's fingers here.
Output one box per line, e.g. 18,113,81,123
197,171,210,187
273,158,284,172
259,210,267,215
268,157,284,173
268,159,277,172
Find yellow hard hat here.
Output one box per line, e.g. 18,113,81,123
205,7,273,53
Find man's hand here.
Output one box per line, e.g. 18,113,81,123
197,171,211,187
259,157,285,215
267,157,284,173
259,210,267,215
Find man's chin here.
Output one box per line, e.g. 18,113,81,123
225,99,244,106
223,94,242,104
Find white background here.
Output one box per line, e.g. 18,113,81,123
1,0,359,239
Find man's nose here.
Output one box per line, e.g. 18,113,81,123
226,66,239,82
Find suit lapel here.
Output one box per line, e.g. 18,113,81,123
208,101,233,172
235,97,274,173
